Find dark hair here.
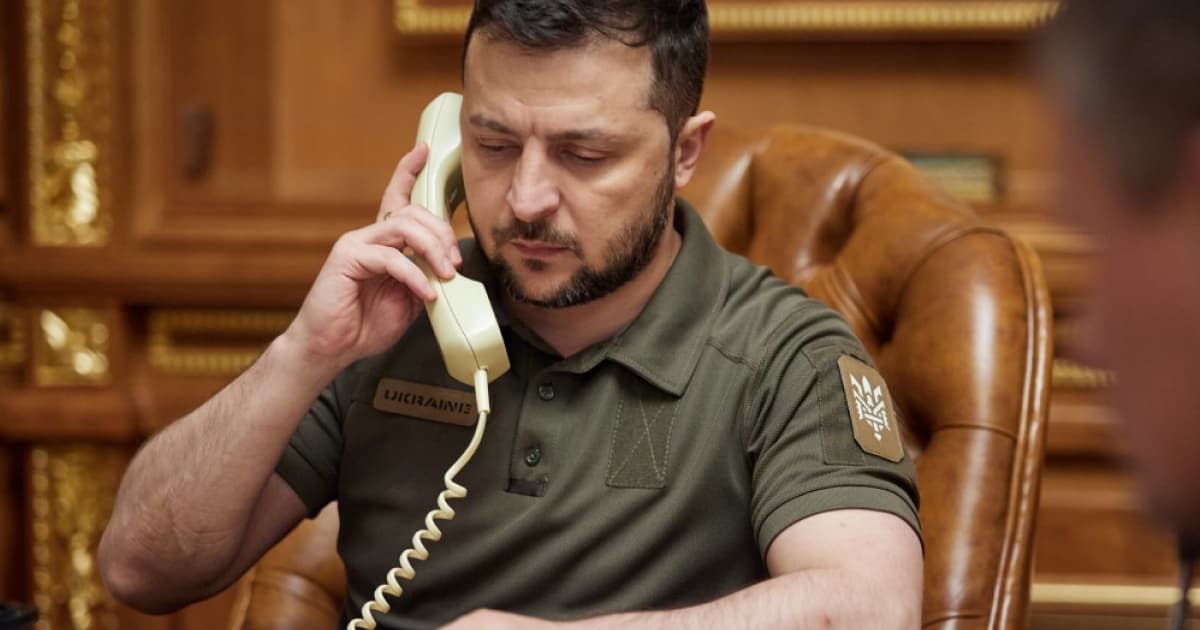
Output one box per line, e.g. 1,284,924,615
1038,0,1200,204
464,0,709,141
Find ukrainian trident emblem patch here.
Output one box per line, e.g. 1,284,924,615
837,355,904,462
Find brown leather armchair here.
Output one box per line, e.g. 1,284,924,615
227,125,1052,630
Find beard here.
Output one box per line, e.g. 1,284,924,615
471,159,675,309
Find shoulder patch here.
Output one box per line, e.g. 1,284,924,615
836,355,904,462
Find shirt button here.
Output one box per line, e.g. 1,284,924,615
537,383,555,401
524,447,542,467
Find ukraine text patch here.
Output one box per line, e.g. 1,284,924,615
373,378,477,426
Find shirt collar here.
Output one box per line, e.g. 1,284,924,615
459,199,730,396
600,199,728,396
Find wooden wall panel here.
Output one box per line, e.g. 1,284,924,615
167,1,275,202
0,0,14,245
0,0,26,608
129,0,465,251
131,4,1061,244
0,446,25,602
1,12,7,222
1038,462,1177,578
705,41,1054,207
271,1,462,203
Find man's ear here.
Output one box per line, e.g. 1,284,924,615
673,111,717,189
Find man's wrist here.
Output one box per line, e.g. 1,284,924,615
265,330,347,391
562,609,687,630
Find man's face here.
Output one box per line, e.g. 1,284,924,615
461,33,675,308
1053,107,1200,539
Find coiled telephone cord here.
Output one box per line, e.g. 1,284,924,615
347,368,491,630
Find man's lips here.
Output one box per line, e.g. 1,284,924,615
509,240,571,259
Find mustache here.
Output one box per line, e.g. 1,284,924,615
493,219,581,253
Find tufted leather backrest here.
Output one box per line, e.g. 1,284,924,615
228,125,1052,630
688,125,1052,629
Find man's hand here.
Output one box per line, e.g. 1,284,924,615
285,142,464,367
441,609,561,630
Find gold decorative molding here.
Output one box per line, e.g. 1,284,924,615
395,0,1058,38
709,1,1058,36
30,444,121,630
1052,358,1115,391
27,0,115,246
0,302,26,371
148,309,294,376
33,308,111,386
1033,581,1199,611
395,0,472,36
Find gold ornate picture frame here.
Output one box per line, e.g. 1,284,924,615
395,0,1058,39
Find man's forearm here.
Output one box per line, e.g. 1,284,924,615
98,333,338,599
569,569,917,630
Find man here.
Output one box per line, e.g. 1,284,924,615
1039,0,1200,564
99,2,922,628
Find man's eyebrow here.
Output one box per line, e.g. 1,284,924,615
467,114,623,144
547,128,623,144
467,114,515,136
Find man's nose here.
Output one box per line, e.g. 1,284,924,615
506,150,560,224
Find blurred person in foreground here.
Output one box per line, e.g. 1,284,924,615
1038,0,1200,615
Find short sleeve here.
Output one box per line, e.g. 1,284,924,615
745,310,921,556
274,369,354,517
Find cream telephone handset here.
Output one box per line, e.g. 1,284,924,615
410,92,510,387
348,93,509,630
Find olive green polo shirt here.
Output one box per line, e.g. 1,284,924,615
275,200,920,630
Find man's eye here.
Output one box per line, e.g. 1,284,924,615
565,150,605,165
477,141,513,154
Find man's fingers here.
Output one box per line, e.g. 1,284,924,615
361,210,460,278
398,206,463,265
379,142,430,217
354,245,437,302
